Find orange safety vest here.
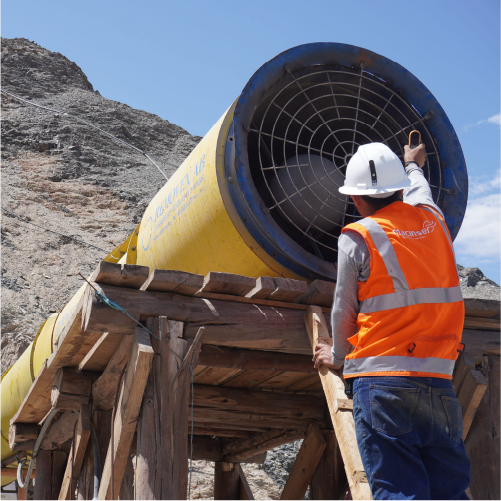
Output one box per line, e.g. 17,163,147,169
342,201,464,380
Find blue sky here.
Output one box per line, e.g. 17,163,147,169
3,0,500,281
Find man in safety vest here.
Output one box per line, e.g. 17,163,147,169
313,142,470,499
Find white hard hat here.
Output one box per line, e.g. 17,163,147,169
338,143,411,196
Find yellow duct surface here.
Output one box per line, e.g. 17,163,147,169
1,285,86,484
136,104,302,279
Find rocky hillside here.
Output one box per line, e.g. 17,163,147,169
1,37,201,372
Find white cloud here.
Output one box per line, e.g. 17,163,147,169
488,113,501,125
464,113,501,131
454,173,500,262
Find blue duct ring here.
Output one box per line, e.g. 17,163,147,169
228,42,467,281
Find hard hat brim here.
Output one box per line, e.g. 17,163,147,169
338,177,412,195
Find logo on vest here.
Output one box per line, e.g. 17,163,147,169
393,220,436,239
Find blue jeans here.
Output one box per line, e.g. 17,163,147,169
352,376,471,500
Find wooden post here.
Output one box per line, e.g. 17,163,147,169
214,462,240,500
33,450,67,500
98,328,154,500
59,404,92,500
464,354,500,500
310,430,348,500
135,318,203,500
304,306,371,500
280,424,326,500
238,467,254,500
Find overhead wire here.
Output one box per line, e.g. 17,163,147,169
1,89,172,181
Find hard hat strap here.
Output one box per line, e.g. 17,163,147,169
369,160,377,187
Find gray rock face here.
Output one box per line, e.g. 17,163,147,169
458,264,500,300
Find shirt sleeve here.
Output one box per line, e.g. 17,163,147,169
403,163,445,218
330,232,370,364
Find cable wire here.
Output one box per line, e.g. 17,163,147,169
1,89,171,181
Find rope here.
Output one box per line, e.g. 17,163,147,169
1,89,172,181
1,205,110,253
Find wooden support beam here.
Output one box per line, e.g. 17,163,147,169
267,277,308,303
91,335,134,411
17,481,29,500
310,430,348,500
79,332,124,372
119,454,135,501
98,328,154,500
452,351,475,395
298,279,335,308
9,424,39,450
463,316,500,331
90,261,149,289
192,384,325,420
34,450,67,500
222,429,306,462
140,269,203,295
214,462,241,500
135,318,202,500
58,404,91,500
239,467,255,500
82,284,330,357
245,276,276,299
457,368,488,440
190,436,267,463
191,427,251,439
199,272,256,296
460,330,500,364
305,306,371,500
42,411,79,450
51,369,96,411
280,424,326,500
463,298,500,318
198,345,317,373
464,354,500,500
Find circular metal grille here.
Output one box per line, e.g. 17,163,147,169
246,63,443,264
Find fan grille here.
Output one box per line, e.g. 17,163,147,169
246,64,443,264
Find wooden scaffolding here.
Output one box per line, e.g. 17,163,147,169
3,262,500,500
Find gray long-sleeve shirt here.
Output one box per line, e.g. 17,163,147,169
331,164,444,365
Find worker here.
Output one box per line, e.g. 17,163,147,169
313,142,470,499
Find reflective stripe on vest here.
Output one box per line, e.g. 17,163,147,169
357,210,461,313
344,355,455,377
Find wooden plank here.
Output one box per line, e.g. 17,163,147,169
267,277,308,303
135,319,201,500
193,367,243,386
51,368,96,411
214,462,241,500
245,276,276,299
58,404,91,500
283,374,320,392
191,427,251,439
189,422,266,433
464,355,500,500
41,411,79,450
457,368,488,440
222,429,306,462
310,430,348,500
255,372,306,391
305,306,371,500
89,261,149,289
98,328,154,500
118,454,134,501
452,351,475,395
464,298,500,318
34,450,67,500
8,424,38,449
190,407,321,430
298,279,335,307
91,335,134,411
199,272,256,296
191,437,266,463
463,316,500,331
192,384,325,420
334,399,354,413
1,453,25,468
222,370,280,389
239,467,255,500
140,269,204,295
461,329,500,364
280,424,326,500
199,345,317,373
79,332,123,372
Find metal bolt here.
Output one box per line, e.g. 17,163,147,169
285,64,291,73
263,207,270,214
423,110,434,121
131,246,136,251
228,176,233,182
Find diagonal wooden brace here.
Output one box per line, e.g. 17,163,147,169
304,306,371,500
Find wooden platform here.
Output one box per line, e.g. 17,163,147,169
4,262,500,500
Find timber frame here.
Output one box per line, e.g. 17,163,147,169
3,262,500,500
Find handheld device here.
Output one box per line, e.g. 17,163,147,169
409,130,421,149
